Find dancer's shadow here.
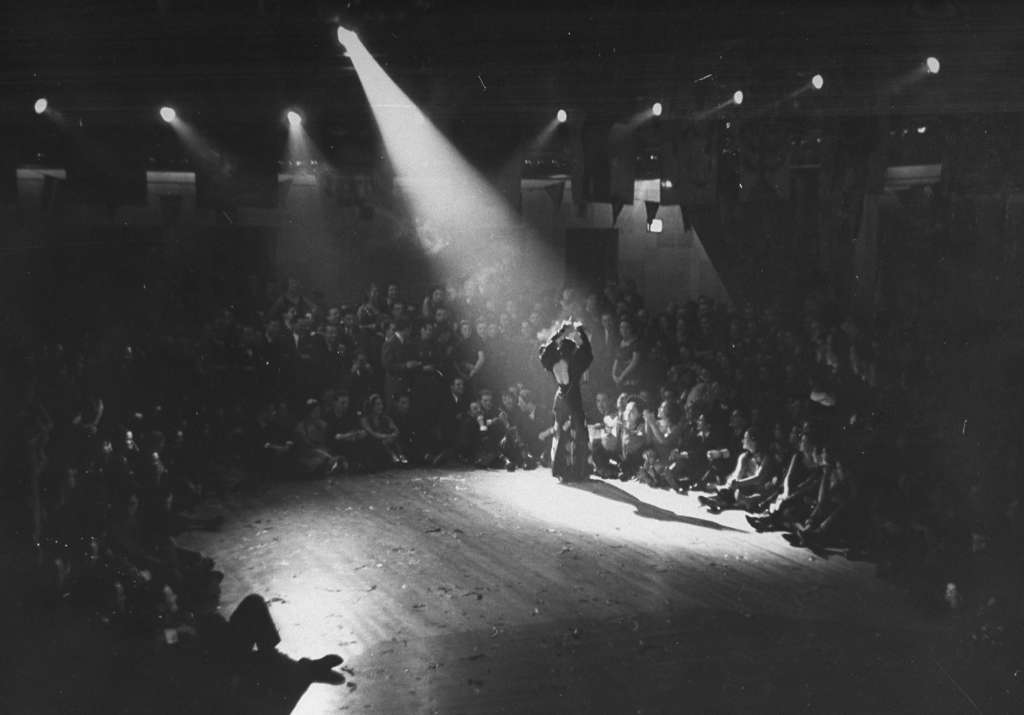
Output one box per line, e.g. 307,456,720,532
220,651,351,715
564,479,745,532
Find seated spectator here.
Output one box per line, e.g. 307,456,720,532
789,444,860,548
512,388,550,466
589,391,620,478
360,393,406,467
639,400,687,490
293,399,344,476
748,423,826,532
390,393,428,464
347,351,377,409
248,401,294,482
699,428,778,512
473,391,506,469
267,277,312,322
324,391,370,470
681,413,726,488
618,399,649,480
453,320,486,389
436,376,469,449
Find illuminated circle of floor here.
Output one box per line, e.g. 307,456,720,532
181,467,955,714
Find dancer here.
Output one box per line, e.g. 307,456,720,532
539,318,593,482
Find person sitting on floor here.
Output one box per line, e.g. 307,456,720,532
360,393,407,468
639,399,687,490
512,388,549,468
293,399,344,476
789,443,860,548
747,423,826,532
699,427,778,512
618,399,649,481
324,390,370,471
589,392,621,479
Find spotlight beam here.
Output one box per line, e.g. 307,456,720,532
339,29,556,288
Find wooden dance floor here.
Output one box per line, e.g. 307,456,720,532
168,466,971,714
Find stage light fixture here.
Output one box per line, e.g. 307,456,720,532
733,90,744,105
556,109,568,123
652,102,663,117
917,126,928,134
811,74,824,90
287,110,302,127
926,56,940,74
159,106,176,123
648,218,664,233
34,98,48,115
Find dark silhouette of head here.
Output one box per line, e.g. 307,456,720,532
559,337,577,359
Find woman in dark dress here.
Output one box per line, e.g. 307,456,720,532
538,320,593,482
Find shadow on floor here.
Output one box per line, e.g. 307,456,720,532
565,478,747,532
3,602,352,715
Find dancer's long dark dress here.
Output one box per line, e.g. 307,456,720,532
539,327,593,482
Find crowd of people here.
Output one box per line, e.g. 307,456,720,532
0,255,1010,648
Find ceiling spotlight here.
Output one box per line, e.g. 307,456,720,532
811,74,824,90
34,98,48,115
287,110,302,126
337,25,358,46
926,56,941,74
159,106,176,123
652,102,663,117
556,109,568,124
733,90,744,105
648,218,664,233
917,126,928,134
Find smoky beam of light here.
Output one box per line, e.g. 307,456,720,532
285,118,330,176
340,30,557,289
164,116,221,168
692,98,738,122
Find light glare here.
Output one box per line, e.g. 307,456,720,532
811,74,824,90
556,109,568,123
652,102,663,117
733,90,744,105
926,57,940,74
159,106,176,123
648,218,664,233
337,26,358,46
34,98,48,115
287,111,302,126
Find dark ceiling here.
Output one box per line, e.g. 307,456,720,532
3,1,1023,167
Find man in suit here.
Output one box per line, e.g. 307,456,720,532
258,318,289,395
288,315,325,398
589,311,619,396
436,376,468,444
381,318,420,408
